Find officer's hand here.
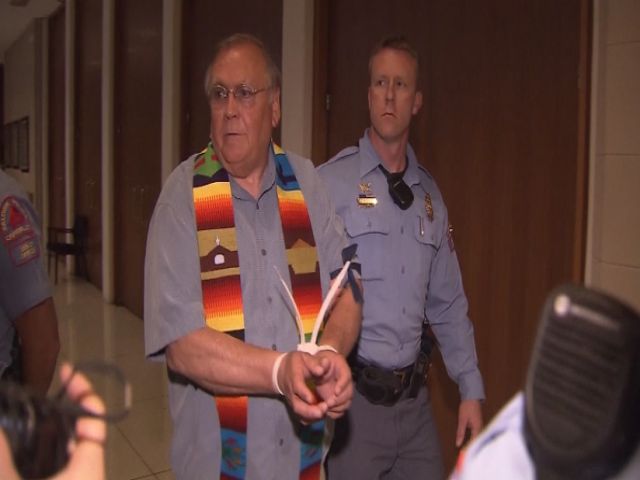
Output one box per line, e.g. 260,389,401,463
312,351,353,419
278,352,330,423
456,399,483,447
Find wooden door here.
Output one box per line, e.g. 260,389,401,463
0,66,4,167
113,0,162,318
316,0,590,471
180,0,283,160
75,0,103,287
48,6,66,232
321,1,430,162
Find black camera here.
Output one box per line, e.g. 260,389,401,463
0,363,130,479
378,163,414,210
0,381,76,478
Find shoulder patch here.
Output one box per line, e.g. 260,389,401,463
1,196,39,265
447,224,455,252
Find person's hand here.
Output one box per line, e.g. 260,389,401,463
455,399,483,447
277,352,330,423
0,363,106,480
312,351,353,419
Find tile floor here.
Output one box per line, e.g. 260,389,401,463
52,276,175,480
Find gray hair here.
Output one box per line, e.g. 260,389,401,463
204,33,281,98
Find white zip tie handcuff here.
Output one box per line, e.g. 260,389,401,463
271,245,360,394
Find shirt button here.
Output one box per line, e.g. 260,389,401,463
402,307,406,315
267,296,272,304
272,344,277,350
401,226,404,234
261,248,267,256
279,438,284,446
401,266,405,274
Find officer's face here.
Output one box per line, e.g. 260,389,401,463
368,48,422,144
208,43,281,180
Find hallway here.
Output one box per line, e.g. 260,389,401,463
53,276,174,480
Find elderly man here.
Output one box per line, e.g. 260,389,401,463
318,36,484,479
144,34,361,480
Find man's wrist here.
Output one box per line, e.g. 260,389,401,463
316,345,338,354
296,343,338,355
271,352,288,395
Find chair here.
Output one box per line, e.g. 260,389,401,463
47,214,89,284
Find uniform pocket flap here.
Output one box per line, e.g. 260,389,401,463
345,208,390,238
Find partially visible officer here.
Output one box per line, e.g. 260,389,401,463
318,36,485,479
0,169,60,395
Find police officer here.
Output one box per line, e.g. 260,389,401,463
1,169,59,395
318,36,485,479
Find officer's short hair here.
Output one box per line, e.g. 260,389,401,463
368,35,420,82
204,33,281,98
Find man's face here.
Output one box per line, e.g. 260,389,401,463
208,43,280,179
368,48,422,144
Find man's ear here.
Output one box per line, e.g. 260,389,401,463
412,91,423,116
271,88,282,128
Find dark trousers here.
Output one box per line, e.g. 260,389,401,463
326,386,444,480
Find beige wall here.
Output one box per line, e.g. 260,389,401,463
4,23,37,198
281,0,314,158
586,0,640,310
3,19,47,217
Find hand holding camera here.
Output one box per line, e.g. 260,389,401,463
0,363,111,480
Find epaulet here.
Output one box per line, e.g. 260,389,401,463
325,145,359,165
416,163,435,182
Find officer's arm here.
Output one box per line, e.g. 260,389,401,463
14,297,60,395
318,277,362,356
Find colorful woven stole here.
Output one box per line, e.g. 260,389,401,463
193,142,324,480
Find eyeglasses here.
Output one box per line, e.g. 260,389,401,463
208,84,268,107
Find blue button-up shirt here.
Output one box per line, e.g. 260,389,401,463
318,130,484,400
145,149,348,479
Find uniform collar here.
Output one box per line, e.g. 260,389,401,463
358,128,420,186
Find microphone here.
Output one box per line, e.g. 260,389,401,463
524,284,640,480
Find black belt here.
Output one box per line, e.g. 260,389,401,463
350,358,415,406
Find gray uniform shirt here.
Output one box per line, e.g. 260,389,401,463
0,170,51,376
317,130,484,400
144,149,347,480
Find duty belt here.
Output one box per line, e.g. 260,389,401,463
351,358,415,406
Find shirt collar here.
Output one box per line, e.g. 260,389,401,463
358,128,420,186
230,144,277,201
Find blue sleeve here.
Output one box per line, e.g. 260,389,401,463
295,154,349,294
425,206,485,400
0,195,51,321
143,165,205,360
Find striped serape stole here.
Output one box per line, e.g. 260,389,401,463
193,142,325,479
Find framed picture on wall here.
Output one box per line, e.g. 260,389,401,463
17,117,29,172
8,123,18,169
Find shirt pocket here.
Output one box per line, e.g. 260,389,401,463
413,214,439,285
344,207,389,281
